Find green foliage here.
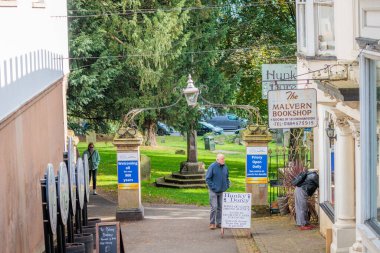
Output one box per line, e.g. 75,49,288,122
67,0,296,134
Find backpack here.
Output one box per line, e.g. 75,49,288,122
291,171,307,187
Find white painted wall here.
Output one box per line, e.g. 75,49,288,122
0,0,69,120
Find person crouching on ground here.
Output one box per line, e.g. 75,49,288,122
83,142,100,195
205,153,230,230
293,170,319,230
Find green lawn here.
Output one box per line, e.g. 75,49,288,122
78,135,281,206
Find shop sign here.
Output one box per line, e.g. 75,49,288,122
262,64,297,99
268,89,318,129
246,146,268,184
221,193,252,229
117,152,139,190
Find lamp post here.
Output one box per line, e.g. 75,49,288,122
183,74,199,107
326,119,337,147
180,74,204,174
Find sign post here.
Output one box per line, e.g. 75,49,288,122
113,128,144,221
242,125,272,211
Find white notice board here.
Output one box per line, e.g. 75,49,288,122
221,192,252,229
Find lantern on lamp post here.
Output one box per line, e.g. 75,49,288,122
325,119,336,147
183,74,199,107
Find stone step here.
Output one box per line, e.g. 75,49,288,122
164,175,206,185
171,172,205,180
155,177,207,189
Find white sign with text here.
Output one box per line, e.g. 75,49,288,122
221,192,252,229
268,89,318,129
262,64,297,99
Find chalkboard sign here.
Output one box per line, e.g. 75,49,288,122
96,222,120,253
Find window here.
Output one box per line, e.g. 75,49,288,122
297,1,307,51
367,56,380,231
315,0,335,54
329,141,335,207
326,112,335,208
0,0,17,7
32,0,45,8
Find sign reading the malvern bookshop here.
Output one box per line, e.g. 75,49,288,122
246,147,268,184
222,193,252,229
262,64,297,99
268,89,318,129
117,152,139,190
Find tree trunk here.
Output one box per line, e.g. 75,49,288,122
144,120,157,146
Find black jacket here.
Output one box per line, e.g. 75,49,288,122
299,172,319,196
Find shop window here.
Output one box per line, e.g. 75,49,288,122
315,0,335,55
0,0,17,7
297,0,307,52
368,58,380,231
329,145,335,207
32,0,45,8
326,113,335,208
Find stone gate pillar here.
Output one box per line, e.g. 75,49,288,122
113,128,144,221
242,125,272,208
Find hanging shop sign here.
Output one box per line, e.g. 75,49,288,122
262,64,297,99
117,152,139,190
268,89,318,129
246,146,268,184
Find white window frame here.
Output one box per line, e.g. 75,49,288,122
32,0,45,8
0,0,17,7
359,50,380,252
314,0,335,56
318,105,335,223
297,0,307,53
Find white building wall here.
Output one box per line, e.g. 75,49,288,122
0,0,69,121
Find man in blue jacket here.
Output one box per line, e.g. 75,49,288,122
205,153,230,230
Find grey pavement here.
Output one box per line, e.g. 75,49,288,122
87,193,325,253
252,216,325,253
88,194,239,253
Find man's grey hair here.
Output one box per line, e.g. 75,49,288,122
216,153,225,161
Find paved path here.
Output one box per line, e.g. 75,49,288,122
88,194,325,253
88,194,239,253
252,216,325,253
123,205,239,253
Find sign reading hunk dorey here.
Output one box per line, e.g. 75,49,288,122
222,192,252,229
268,89,318,129
262,64,297,99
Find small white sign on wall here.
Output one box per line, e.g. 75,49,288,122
221,192,252,229
268,89,318,129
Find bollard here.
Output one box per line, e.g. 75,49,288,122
82,225,96,249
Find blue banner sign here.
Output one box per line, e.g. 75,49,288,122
246,147,268,184
117,152,139,190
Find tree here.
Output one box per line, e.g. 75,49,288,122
68,0,191,145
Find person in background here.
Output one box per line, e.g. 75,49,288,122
294,170,319,230
205,153,230,230
83,142,100,195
